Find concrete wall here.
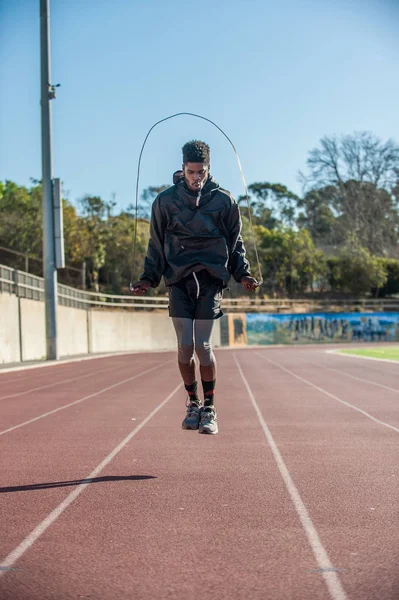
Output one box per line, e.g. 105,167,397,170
89,310,176,353
89,310,221,353
0,293,20,363
58,305,89,356
19,298,46,361
0,293,221,364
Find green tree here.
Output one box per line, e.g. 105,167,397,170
250,225,325,297
0,180,42,256
79,195,111,291
102,213,150,293
238,182,299,229
328,236,387,295
374,259,399,297
296,186,338,245
286,229,327,295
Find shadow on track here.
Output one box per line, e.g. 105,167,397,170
0,475,156,493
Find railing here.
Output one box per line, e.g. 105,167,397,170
1,264,399,313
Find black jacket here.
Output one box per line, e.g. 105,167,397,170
140,175,251,287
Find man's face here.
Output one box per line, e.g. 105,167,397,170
183,162,209,192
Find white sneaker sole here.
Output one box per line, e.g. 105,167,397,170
198,427,218,435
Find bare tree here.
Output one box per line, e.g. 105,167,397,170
306,132,399,189
302,132,399,255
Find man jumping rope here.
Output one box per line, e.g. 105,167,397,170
131,140,259,434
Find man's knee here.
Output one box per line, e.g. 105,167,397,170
177,343,195,364
195,342,214,366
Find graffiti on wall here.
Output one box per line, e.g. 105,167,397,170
225,314,247,346
245,313,399,345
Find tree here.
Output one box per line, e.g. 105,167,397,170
286,229,327,295
102,213,149,293
327,235,387,296
374,259,399,297
79,195,110,291
0,180,42,256
296,186,338,245
238,182,299,229
249,224,326,297
302,132,399,255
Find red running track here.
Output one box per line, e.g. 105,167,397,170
1,346,399,600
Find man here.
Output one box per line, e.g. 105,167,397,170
172,170,184,185
131,140,259,434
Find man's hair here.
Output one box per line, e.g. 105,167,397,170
182,140,210,165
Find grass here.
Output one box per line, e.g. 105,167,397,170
339,347,399,361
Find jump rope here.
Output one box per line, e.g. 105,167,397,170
130,112,263,289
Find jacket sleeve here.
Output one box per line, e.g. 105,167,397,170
139,196,166,287
224,198,251,282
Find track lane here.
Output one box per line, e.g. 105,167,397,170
0,355,173,434
2,347,399,599
238,349,399,600
0,359,182,563
0,364,121,401
256,349,399,432
316,350,399,388
0,350,332,600
234,353,347,600
0,353,155,395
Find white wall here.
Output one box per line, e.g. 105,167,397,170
0,293,20,363
89,310,221,354
89,310,177,353
20,298,46,361
58,305,89,356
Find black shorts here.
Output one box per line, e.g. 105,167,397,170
168,270,224,320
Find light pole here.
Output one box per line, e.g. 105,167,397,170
40,0,58,360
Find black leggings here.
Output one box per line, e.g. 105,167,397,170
172,318,215,366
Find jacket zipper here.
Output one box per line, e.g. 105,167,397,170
193,272,200,299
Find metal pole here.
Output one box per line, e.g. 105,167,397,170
40,0,58,360
82,261,86,290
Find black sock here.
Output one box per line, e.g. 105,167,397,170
202,379,216,407
184,381,200,405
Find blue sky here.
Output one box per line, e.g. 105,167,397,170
1,0,398,211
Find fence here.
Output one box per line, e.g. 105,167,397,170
2,263,399,313
0,246,84,288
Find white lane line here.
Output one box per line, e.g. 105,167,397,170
0,381,182,576
234,354,348,600
256,352,399,435
0,361,171,437
0,348,174,375
0,351,139,374
310,362,399,394
0,365,121,401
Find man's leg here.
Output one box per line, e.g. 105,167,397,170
172,317,202,429
195,319,218,435
171,316,196,382
194,319,216,405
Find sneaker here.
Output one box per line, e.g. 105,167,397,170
199,406,218,435
182,400,202,430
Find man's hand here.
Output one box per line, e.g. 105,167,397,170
130,280,151,295
241,276,259,292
